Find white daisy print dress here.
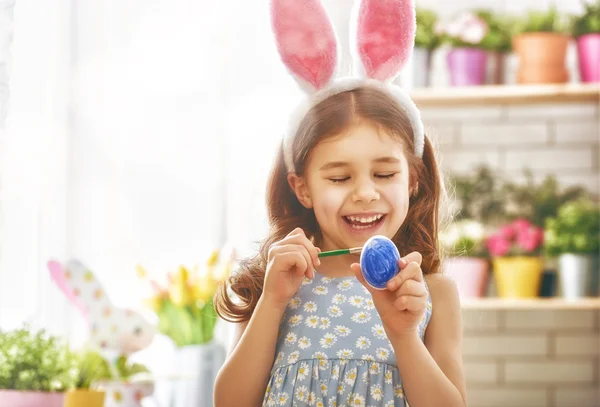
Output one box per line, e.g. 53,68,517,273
263,271,433,406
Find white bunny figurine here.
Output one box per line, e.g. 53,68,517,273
47,259,156,354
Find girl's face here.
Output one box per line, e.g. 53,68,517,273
290,121,416,251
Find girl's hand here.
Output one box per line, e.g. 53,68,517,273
351,252,428,342
263,228,320,311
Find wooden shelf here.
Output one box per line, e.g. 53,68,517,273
460,297,600,310
410,83,600,106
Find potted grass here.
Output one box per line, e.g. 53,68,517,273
438,11,491,86
441,219,490,298
64,349,109,407
545,198,600,298
0,325,77,407
512,7,571,84
571,0,600,83
487,218,545,298
413,8,442,87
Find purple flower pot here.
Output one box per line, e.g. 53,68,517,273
447,48,488,86
576,34,600,83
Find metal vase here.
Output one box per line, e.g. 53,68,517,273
412,47,432,88
558,254,600,298
171,342,226,407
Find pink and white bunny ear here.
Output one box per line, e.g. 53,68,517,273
353,0,416,82
271,0,338,93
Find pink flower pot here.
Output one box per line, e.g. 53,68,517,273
446,48,488,86
443,257,490,298
0,390,64,407
576,34,600,83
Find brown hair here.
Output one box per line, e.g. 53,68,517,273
215,86,448,323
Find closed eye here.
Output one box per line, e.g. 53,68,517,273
329,177,350,184
375,173,397,179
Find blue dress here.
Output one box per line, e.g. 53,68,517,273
263,271,432,407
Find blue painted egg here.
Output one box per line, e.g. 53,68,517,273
360,235,401,290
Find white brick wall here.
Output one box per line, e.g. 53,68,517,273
427,102,600,197
463,309,600,407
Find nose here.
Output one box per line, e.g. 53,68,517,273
352,177,380,203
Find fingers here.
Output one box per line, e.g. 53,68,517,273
270,244,314,278
394,295,426,314
276,251,309,277
386,259,423,290
284,228,321,267
398,251,422,268
394,279,427,298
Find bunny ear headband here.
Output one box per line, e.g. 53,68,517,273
271,0,425,173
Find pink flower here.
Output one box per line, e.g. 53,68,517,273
498,225,516,240
516,225,544,253
487,235,510,257
459,17,488,44
512,218,532,235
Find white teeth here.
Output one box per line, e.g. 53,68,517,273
345,214,384,226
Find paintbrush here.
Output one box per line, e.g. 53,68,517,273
318,247,363,258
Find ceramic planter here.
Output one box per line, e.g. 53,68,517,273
486,51,506,84
512,33,570,84
558,254,600,298
0,390,64,407
493,256,544,298
95,380,154,407
443,257,490,298
576,33,600,83
171,341,226,407
412,47,433,87
64,389,105,407
446,47,488,86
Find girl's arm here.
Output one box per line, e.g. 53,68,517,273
391,273,468,407
214,296,286,407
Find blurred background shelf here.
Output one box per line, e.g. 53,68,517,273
411,83,600,106
460,297,600,310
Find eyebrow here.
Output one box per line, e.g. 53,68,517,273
319,156,401,171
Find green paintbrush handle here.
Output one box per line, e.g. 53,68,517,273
318,247,362,258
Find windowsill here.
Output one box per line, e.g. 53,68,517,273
460,297,600,310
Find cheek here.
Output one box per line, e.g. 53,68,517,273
311,186,346,218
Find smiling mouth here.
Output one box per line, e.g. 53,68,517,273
342,214,386,230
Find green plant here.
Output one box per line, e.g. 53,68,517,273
571,0,600,37
502,169,589,228
440,220,489,258
449,165,509,226
477,11,516,52
0,324,77,392
73,349,112,389
415,8,442,50
544,198,600,256
515,7,570,34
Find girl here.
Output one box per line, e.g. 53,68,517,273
214,0,467,406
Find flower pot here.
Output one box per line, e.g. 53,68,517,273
443,257,489,298
412,47,433,88
0,390,64,407
486,51,506,84
512,33,570,84
558,254,600,298
493,256,544,298
64,389,105,407
576,34,600,83
171,341,226,407
95,380,154,407
446,47,488,86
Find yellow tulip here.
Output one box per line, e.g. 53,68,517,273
191,273,218,303
168,266,192,306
